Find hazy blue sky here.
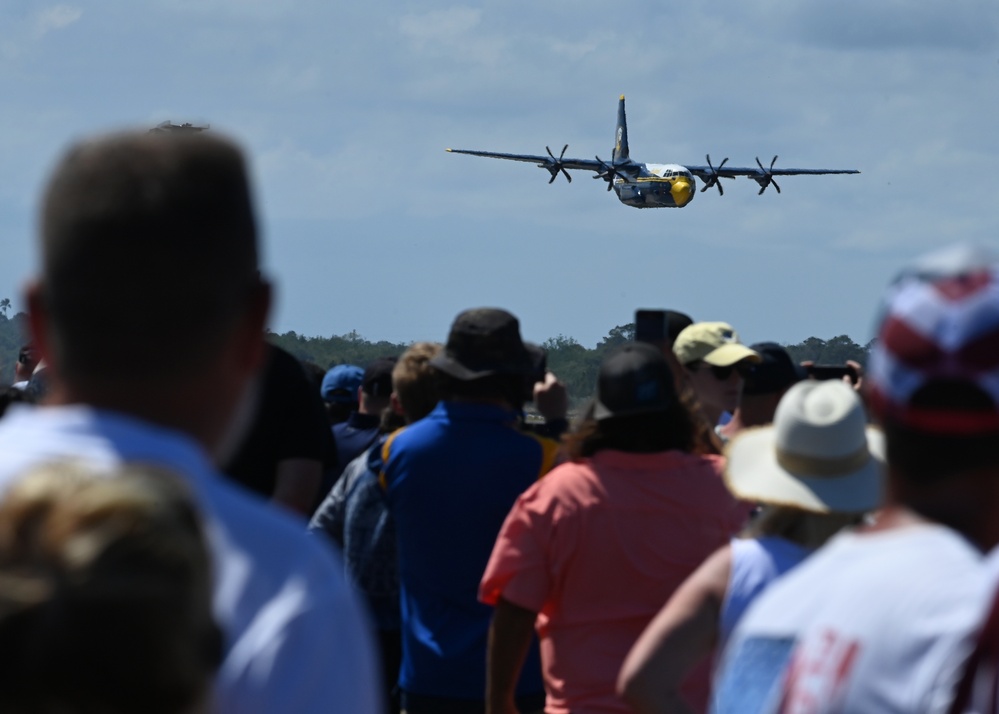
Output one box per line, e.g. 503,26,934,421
2,1,998,349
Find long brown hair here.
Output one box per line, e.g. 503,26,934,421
743,504,865,549
563,397,699,460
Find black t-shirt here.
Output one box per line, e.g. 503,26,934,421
223,345,334,499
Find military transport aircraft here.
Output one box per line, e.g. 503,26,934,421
446,96,859,209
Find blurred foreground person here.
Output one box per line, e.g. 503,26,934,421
619,380,884,714
0,462,220,714
480,342,746,714
0,130,381,713
713,243,999,713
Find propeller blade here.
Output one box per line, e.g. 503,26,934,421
702,155,730,195
593,155,623,190
754,156,780,195
543,145,572,184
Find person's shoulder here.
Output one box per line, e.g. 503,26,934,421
204,477,383,713
203,473,341,572
380,423,413,460
842,524,984,576
516,429,561,474
511,459,593,516
752,526,985,624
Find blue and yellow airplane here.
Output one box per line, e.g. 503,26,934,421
446,96,859,209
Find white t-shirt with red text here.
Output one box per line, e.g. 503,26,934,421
712,524,989,714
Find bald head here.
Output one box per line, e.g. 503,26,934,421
38,131,262,382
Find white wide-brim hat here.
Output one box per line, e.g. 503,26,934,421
725,379,886,514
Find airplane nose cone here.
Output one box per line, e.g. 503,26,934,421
671,179,693,207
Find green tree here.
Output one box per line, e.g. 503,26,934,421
784,335,869,366
596,323,635,353
542,334,600,405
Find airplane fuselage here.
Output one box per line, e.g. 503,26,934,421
614,163,695,208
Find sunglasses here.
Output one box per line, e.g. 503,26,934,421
690,362,747,380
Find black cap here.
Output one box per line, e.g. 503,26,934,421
430,308,534,381
593,342,676,421
362,357,398,398
742,342,806,396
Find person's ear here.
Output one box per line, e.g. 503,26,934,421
25,281,52,367
230,277,272,376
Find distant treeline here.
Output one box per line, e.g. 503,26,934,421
0,312,872,401
269,323,872,407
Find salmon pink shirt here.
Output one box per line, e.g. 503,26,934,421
480,449,746,714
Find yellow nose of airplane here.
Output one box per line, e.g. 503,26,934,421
671,179,693,207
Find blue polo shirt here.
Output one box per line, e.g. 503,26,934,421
381,400,558,701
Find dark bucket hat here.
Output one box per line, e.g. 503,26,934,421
430,308,534,381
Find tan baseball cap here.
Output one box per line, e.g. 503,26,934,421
672,322,761,367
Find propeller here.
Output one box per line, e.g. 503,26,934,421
755,155,781,195
593,156,627,191
544,145,572,184
700,154,731,195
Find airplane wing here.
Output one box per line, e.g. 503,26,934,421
686,164,860,179
686,156,860,195
446,146,635,184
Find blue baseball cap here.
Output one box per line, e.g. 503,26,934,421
321,364,363,404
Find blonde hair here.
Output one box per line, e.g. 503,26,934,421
743,504,865,549
0,461,220,714
392,342,443,423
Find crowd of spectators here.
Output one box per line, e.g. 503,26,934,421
0,127,998,714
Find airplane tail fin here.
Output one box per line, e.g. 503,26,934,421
613,94,630,162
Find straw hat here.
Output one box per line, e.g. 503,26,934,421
725,380,885,513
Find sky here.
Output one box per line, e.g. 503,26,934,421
2,1,998,351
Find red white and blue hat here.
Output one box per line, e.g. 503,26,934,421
868,243,999,434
